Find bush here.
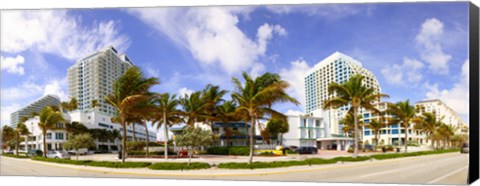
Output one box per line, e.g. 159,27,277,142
87,161,151,168
127,150,176,156
259,151,275,156
2,154,30,159
333,156,371,162
218,158,337,169
286,150,298,154
31,157,151,168
206,146,250,156
148,162,211,170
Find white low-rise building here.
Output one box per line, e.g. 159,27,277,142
19,110,156,152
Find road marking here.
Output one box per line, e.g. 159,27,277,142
427,165,468,184
1,152,461,178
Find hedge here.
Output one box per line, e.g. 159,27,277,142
127,151,176,156
31,157,151,168
148,162,211,170
218,149,459,169
2,154,31,159
206,146,250,156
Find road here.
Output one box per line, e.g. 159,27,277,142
0,152,468,185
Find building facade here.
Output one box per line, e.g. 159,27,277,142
67,46,133,116
19,111,156,152
304,52,382,136
415,99,468,134
10,94,61,127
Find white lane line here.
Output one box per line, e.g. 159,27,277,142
359,165,416,178
427,165,468,184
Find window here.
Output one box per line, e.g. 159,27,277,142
46,133,52,139
55,133,64,140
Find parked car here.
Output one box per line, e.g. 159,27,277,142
26,149,43,157
364,144,374,151
4,150,14,154
295,146,318,154
68,148,89,155
461,143,469,153
46,151,70,159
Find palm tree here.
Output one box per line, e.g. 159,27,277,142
339,113,364,138
14,122,30,155
2,125,15,153
437,124,456,148
105,66,159,163
201,84,228,143
153,93,184,160
131,95,158,157
387,100,417,153
216,100,239,146
323,74,389,158
91,99,101,110
414,112,442,149
231,71,299,164
60,102,71,113
38,106,65,157
70,98,78,111
180,91,208,126
365,118,386,149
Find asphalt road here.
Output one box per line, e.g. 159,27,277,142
0,152,468,185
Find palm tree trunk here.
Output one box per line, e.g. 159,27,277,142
145,122,150,158
15,133,19,155
132,123,137,142
248,115,255,164
188,147,193,166
431,135,434,149
163,110,168,160
210,120,215,146
42,129,47,157
404,127,408,153
122,119,127,163
353,107,358,158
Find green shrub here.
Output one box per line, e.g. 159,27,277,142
206,146,250,156
2,154,30,159
87,161,151,168
148,162,210,170
218,158,338,169
127,150,176,156
333,156,371,162
31,157,150,168
286,150,298,154
259,151,275,156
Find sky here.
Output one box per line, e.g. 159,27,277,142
0,2,470,132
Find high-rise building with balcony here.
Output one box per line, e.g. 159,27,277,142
304,52,382,135
415,99,468,134
67,46,133,116
10,94,61,127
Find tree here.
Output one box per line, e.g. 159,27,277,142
91,99,101,110
231,72,299,164
38,106,65,157
387,100,417,153
265,118,289,145
152,93,184,160
14,122,30,155
437,124,456,148
175,127,213,165
339,113,364,138
64,133,96,160
2,125,15,153
105,66,159,163
216,100,239,146
180,91,208,126
365,118,386,149
323,74,389,158
65,122,89,136
201,84,228,142
414,112,442,149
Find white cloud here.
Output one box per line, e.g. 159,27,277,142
425,59,469,117
266,4,366,19
285,109,304,116
1,81,43,101
279,59,311,109
415,18,452,74
381,57,425,86
43,78,68,101
178,87,194,98
1,104,21,125
1,10,130,61
1,55,25,75
128,7,285,75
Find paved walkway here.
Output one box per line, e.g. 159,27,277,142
73,146,434,164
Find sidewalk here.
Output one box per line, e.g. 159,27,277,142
73,147,431,164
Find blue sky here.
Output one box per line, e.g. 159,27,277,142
1,2,470,128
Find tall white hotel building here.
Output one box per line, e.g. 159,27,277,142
67,46,133,116
304,51,382,136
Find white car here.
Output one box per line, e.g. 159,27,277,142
46,151,70,159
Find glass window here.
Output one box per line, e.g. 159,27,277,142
46,133,52,139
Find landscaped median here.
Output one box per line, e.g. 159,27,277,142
3,148,460,171
1,154,31,159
